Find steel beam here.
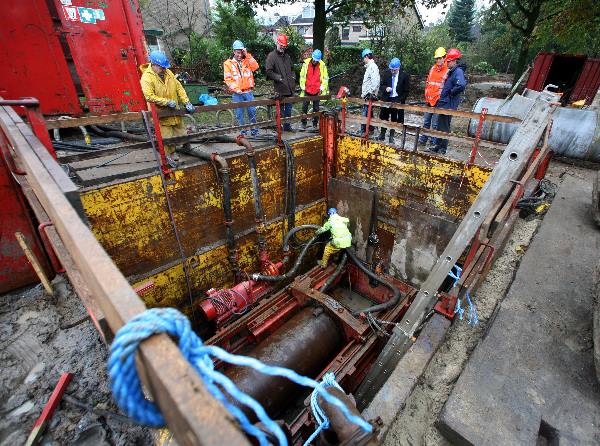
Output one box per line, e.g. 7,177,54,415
346,97,522,124
0,105,250,446
354,97,554,407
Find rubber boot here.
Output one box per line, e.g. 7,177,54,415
388,129,395,145
377,128,386,141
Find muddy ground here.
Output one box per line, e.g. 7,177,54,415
0,277,154,445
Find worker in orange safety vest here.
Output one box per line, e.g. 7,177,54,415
418,47,448,147
224,40,260,136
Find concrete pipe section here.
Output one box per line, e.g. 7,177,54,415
225,306,343,420
468,91,600,162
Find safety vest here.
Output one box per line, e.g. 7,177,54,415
424,62,448,106
299,58,329,96
223,53,259,93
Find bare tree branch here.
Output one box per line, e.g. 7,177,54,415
493,0,527,33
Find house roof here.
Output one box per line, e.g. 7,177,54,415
291,15,313,25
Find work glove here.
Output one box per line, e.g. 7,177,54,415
386,87,392,93
185,102,195,113
166,100,177,108
319,85,326,93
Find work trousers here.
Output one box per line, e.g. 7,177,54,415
418,104,439,145
319,242,342,267
232,92,258,136
361,104,375,135
279,99,293,131
434,113,452,154
159,121,187,155
379,98,404,125
301,93,320,127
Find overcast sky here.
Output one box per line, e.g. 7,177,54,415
250,1,492,26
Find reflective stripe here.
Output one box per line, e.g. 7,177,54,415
427,81,443,86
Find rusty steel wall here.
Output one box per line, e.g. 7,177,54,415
80,137,325,309
336,136,491,286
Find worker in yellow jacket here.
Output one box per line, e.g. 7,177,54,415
299,49,329,129
140,50,194,164
316,208,352,268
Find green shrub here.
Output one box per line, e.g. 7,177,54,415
472,61,498,75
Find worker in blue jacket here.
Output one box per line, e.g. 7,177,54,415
431,48,467,154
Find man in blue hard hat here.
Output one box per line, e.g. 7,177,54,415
224,40,260,136
316,208,352,268
299,49,329,129
378,57,409,144
140,50,195,166
360,49,380,137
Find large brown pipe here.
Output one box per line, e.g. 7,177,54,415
225,307,343,420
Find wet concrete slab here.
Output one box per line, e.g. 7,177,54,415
438,171,600,445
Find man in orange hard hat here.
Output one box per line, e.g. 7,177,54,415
418,47,448,148
265,34,296,132
224,40,260,136
431,48,467,155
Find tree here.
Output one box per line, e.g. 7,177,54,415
490,0,599,81
446,0,475,43
236,0,446,58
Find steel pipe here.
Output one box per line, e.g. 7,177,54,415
225,307,343,420
469,95,600,161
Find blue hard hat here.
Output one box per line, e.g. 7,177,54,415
328,208,337,216
362,48,373,58
233,40,245,50
389,57,401,69
149,50,171,69
312,49,322,61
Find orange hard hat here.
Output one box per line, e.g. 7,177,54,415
446,48,462,62
277,34,288,46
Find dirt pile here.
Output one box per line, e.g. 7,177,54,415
0,276,154,445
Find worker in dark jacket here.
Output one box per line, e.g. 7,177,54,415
265,34,296,132
378,57,409,144
432,48,467,154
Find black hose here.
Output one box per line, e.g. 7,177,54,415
282,224,321,263
345,248,402,315
319,252,348,293
282,139,297,237
238,138,267,256
251,233,321,282
90,125,147,142
178,145,240,278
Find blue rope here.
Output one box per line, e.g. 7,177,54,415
108,308,372,446
303,372,343,446
447,265,462,288
465,291,479,326
454,296,465,320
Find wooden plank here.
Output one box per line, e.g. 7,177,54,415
45,95,331,129
347,97,522,123
2,105,249,446
345,115,507,151
58,112,322,164
0,107,88,221
19,179,109,341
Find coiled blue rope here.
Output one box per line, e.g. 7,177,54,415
303,372,343,446
465,291,479,326
108,308,372,446
448,265,462,288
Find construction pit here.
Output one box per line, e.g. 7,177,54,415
4,85,600,446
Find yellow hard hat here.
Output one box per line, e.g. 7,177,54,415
434,47,446,58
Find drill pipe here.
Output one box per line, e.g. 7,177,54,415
225,307,343,420
178,145,240,279
237,136,269,268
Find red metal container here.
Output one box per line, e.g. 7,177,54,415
526,52,600,105
0,0,148,115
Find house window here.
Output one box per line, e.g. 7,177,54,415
352,25,362,32
342,27,350,40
